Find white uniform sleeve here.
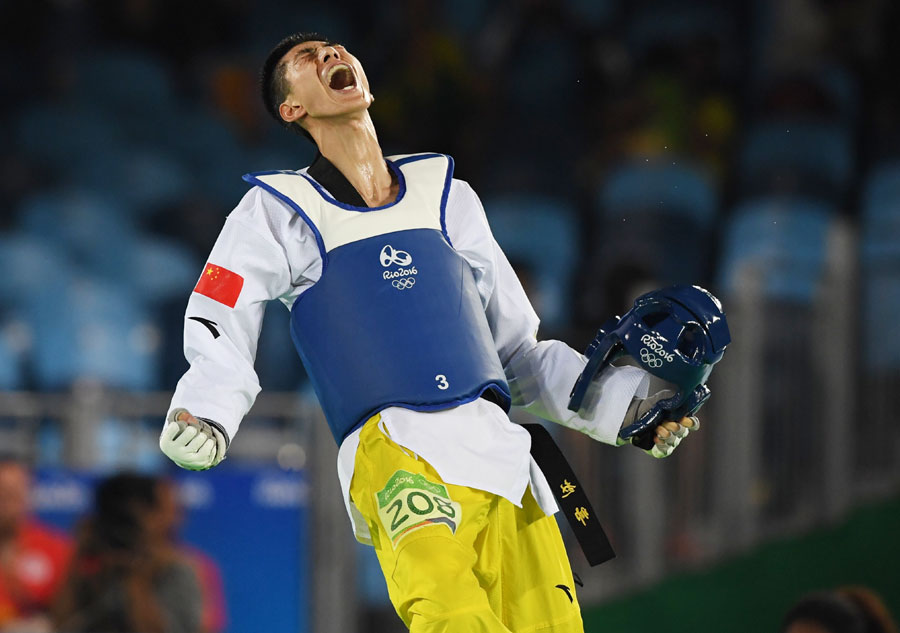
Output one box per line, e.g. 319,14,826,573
444,179,649,446
167,187,314,441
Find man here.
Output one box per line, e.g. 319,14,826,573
160,33,698,632
0,457,71,633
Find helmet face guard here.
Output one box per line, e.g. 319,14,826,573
568,285,731,442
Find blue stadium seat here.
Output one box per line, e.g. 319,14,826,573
131,237,202,304
753,65,860,127
15,103,123,169
0,232,70,307
862,162,900,246
600,161,718,227
483,195,578,329
255,301,307,391
860,163,900,371
0,323,23,391
73,148,191,217
738,119,853,201
717,197,833,302
862,272,900,371
26,277,159,390
73,50,175,117
165,108,247,205
592,160,718,285
18,189,139,280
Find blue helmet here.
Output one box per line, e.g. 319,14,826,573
568,284,731,441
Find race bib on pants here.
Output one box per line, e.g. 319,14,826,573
376,470,462,548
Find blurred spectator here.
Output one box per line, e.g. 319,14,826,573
53,473,203,633
154,479,227,633
0,456,71,633
782,587,898,633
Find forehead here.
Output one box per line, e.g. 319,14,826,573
281,40,338,66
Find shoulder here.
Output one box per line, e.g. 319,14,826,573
228,182,296,226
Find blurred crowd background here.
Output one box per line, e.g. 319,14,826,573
1,0,899,632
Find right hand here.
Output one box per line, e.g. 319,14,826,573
159,409,227,471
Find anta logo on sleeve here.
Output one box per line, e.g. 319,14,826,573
379,244,417,290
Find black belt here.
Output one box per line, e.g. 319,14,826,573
523,423,615,566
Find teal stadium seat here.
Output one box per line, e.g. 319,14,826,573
18,189,139,281
25,277,159,390
739,119,853,202
596,160,718,285
0,323,23,391
861,163,900,371
717,197,833,303
484,195,579,331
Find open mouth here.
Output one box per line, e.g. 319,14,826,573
327,64,357,91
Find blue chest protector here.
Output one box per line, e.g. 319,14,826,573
244,154,510,444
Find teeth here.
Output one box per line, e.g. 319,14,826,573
327,64,350,81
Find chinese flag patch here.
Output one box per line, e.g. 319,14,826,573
194,263,244,308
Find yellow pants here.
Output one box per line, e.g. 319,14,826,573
350,416,584,633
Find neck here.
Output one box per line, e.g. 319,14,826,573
309,113,394,207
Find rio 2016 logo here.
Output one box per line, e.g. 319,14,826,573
640,333,674,368
380,244,417,290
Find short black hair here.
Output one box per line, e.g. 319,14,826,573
782,591,889,633
261,32,330,144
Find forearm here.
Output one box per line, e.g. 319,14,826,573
506,339,648,445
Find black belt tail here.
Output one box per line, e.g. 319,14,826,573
524,423,615,566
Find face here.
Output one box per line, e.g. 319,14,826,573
0,462,30,533
278,40,373,127
144,480,182,540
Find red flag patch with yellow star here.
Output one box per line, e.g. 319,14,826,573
194,263,244,308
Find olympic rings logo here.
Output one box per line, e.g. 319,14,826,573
380,245,413,267
392,278,416,290
640,347,663,368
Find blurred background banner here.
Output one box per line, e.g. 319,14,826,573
1,0,899,631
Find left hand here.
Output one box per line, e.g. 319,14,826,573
646,416,699,458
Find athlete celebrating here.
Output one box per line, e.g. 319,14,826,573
160,33,704,632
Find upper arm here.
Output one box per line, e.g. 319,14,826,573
443,179,541,368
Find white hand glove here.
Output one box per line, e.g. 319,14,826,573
159,409,228,471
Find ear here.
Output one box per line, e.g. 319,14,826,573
279,99,307,125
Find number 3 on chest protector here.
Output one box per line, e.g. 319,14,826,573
435,374,449,390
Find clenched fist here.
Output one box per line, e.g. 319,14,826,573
159,409,228,470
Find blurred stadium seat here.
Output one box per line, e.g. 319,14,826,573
862,161,900,245
15,103,123,170
752,65,860,126
26,277,159,390
483,195,578,330
131,236,202,303
0,232,69,306
0,322,23,390
717,196,833,302
593,159,718,285
738,119,853,201
861,162,900,371
627,2,737,65
74,50,176,115
256,301,308,391
17,189,139,280
600,160,717,227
